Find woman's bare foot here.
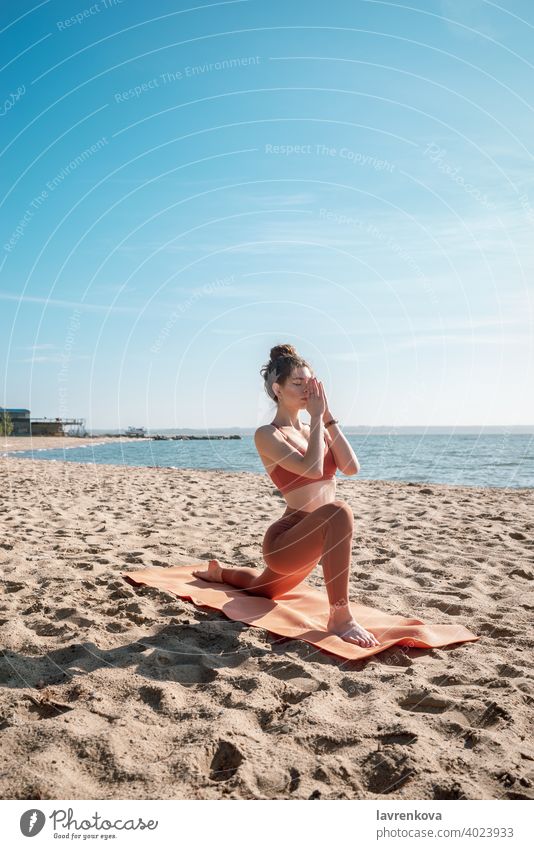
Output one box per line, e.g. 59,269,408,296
192,559,224,583
327,602,380,647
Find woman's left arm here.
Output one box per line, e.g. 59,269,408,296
321,383,360,474
323,413,360,475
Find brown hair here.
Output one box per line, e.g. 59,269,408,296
260,344,311,403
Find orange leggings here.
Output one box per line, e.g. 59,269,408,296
219,500,355,603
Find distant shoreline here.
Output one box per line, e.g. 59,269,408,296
91,425,534,435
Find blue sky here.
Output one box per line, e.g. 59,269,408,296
1,0,533,429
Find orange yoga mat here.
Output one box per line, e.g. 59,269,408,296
121,565,480,661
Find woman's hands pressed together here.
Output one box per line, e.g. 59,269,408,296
305,377,327,418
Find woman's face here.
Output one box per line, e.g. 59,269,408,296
276,366,313,406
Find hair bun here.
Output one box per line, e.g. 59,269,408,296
269,343,299,363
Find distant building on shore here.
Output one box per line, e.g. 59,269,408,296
0,407,85,436
0,408,31,435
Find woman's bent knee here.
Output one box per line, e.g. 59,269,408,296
321,499,354,526
333,498,353,514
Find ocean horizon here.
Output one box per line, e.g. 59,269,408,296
87,425,534,435
8,431,534,489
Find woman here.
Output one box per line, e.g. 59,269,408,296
193,344,380,648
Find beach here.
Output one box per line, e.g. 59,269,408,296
1,436,149,454
1,450,533,800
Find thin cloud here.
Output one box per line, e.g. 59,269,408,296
0,292,140,314
15,354,91,364
17,343,57,351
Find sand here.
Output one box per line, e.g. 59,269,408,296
1,452,533,800
1,435,149,454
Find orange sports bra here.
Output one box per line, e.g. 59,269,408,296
266,423,338,494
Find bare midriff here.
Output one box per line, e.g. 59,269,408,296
280,477,337,512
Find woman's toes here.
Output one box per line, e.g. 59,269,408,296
193,560,224,582
329,617,380,647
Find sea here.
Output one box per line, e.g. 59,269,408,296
8,428,534,489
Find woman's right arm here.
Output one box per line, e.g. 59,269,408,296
254,422,324,478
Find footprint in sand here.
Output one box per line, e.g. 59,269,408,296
260,660,314,682
120,602,153,625
233,677,258,694
283,678,323,703
209,740,244,782
454,578,473,589
167,662,218,685
288,766,300,793
138,684,170,712
339,678,373,699
496,663,523,678
123,551,145,564
398,689,452,713
70,615,94,628
311,733,361,754
105,622,129,633
28,619,69,637
509,568,533,580
4,582,25,593
478,622,515,638
363,748,416,794
413,575,433,587
429,673,468,687
377,723,418,746
109,587,134,600
21,601,43,615
425,599,472,616
53,607,78,620
477,700,513,726
432,781,467,800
